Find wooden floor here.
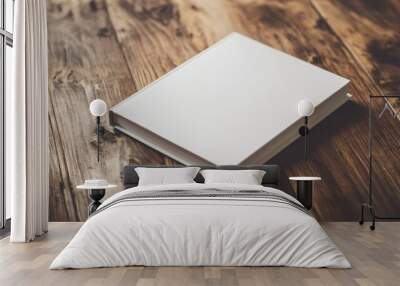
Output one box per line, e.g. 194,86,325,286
47,0,400,221
1,222,399,286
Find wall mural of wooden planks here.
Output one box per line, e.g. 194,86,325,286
47,0,400,221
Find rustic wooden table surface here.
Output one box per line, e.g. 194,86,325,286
47,0,400,221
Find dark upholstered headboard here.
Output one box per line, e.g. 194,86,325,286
122,165,280,189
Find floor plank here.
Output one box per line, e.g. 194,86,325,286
1,222,399,286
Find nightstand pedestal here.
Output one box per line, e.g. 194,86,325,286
289,177,321,210
88,189,106,216
77,181,117,216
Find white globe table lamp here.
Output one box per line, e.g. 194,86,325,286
89,99,107,162
90,99,107,117
297,99,315,161
298,99,315,117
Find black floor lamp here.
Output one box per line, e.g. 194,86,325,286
89,99,107,162
359,95,400,230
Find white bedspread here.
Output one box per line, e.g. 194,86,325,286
50,183,350,269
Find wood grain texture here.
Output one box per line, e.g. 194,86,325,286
312,0,400,95
48,0,400,221
1,222,400,286
47,0,176,221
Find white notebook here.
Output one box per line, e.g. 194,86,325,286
110,33,350,165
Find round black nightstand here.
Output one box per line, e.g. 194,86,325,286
77,182,117,216
289,177,321,210
87,189,106,215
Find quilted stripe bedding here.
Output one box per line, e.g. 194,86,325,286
50,183,350,269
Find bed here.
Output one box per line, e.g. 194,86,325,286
50,165,350,269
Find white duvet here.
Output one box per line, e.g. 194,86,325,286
50,183,350,269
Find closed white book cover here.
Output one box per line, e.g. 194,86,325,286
111,33,350,165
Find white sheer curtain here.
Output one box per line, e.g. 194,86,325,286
8,0,49,242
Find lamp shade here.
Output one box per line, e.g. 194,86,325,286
297,99,314,117
89,99,107,116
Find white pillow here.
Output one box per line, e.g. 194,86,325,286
135,167,200,186
200,169,266,185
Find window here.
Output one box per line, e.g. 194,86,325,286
1,0,14,230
